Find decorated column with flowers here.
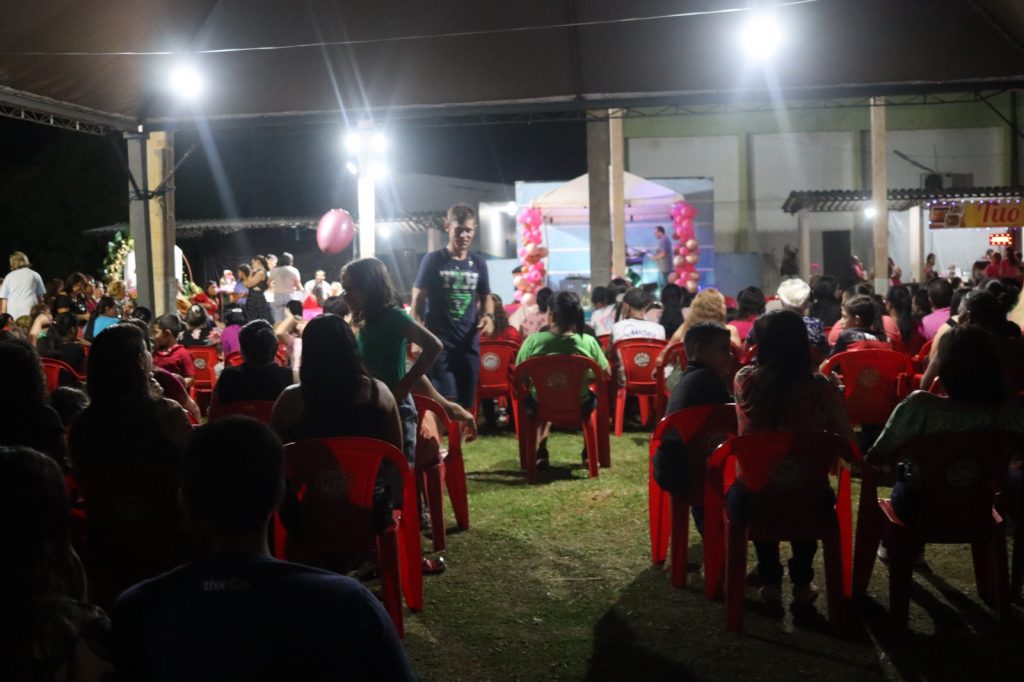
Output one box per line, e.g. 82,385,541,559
514,207,549,306
669,200,700,293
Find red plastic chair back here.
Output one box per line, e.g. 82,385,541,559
882,431,1018,536
820,349,915,425
912,339,933,373
74,465,182,610
187,346,219,389
648,405,737,585
413,395,469,550
707,432,857,540
612,338,666,390
224,351,244,367
597,334,611,353
477,340,519,400
654,342,688,417
513,354,607,428
41,357,85,392
276,437,423,624
208,400,276,424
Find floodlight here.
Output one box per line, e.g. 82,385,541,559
371,132,388,153
345,161,359,175
864,207,878,219
369,162,389,182
344,131,363,154
169,64,204,100
740,14,783,60
379,225,392,238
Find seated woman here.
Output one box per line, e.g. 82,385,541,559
665,288,741,350
481,293,521,344
210,320,294,411
515,291,610,469
271,314,403,501
731,310,855,605
83,296,120,343
0,338,68,468
219,307,246,358
828,294,890,356
39,313,87,382
70,324,192,469
180,304,219,348
869,325,1024,522
0,446,111,681
728,287,765,345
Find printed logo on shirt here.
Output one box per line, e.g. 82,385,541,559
439,268,479,320
203,578,253,592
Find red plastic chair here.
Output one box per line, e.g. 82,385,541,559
208,400,276,424
820,349,915,426
41,357,86,392
512,355,610,483
73,465,183,611
413,395,469,552
224,351,245,367
475,340,520,424
610,338,667,436
852,432,1018,626
274,437,422,637
597,334,611,353
187,346,220,409
704,432,858,632
911,339,932,373
654,342,688,419
649,405,737,589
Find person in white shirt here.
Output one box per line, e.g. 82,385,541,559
610,288,666,344
304,269,330,304
268,252,303,323
0,251,45,319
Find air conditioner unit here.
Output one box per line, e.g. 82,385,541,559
921,173,974,190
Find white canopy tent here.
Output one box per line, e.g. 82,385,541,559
531,171,683,224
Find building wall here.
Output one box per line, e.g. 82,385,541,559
623,93,1018,287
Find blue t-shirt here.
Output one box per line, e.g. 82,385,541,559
111,554,415,682
657,235,674,273
414,248,490,348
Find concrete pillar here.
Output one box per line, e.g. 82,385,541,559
427,225,443,252
871,97,889,292
798,209,811,278
909,203,924,283
609,109,626,278
587,111,612,288
126,133,154,313
147,131,176,315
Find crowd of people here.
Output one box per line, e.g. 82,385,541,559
4,224,1024,678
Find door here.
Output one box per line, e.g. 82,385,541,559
822,231,852,281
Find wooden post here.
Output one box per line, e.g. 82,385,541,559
871,97,888,292
126,132,154,313
587,111,612,288
146,131,176,315
609,109,626,278
798,209,811,278
909,203,924,283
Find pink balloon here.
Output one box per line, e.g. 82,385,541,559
518,209,532,225
685,238,699,251
678,246,688,256
316,209,355,254
677,218,693,232
672,255,685,268
513,290,523,302
685,280,698,294
667,272,678,284
518,247,528,259
680,203,698,220
513,275,526,291
525,243,539,257
688,271,701,282
528,271,542,284
671,203,683,219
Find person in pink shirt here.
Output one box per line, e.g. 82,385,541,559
220,307,246,358
917,278,953,341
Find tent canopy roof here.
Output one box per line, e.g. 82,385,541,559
2,0,1024,131
782,187,1024,214
532,172,682,210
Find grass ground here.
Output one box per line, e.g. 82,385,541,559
401,425,1023,682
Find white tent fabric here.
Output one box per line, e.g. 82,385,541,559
888,210,991,281
530,172,682,223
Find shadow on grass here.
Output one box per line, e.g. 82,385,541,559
583,607,698,682
468,464,589,487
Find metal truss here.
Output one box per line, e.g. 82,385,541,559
0,102,109,135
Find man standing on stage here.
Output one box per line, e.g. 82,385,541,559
652,225,673,289
412,203,495,409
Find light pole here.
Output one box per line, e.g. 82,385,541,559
344,121,388,258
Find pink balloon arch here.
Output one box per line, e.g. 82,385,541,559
669,200,700,293
515,207,548,302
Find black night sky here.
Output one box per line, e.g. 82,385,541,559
0,116,587,279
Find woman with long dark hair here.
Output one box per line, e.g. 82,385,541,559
83,296,120,343
658,284,684,340
728,286,765,343
69,324,191,469
242,255,273,324
482,293,521,343
886,285,923,354
0,338,67,467
0,446,111,681
732,310,854,606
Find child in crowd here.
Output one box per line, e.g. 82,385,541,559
515,291,610,469
652,323,733,533
518,287,553,337
610,288,665,344
49,385,89,430
219,307,246,358
151,314,195,388
829,294,889,356
40,313,87,380
181,304,219,347
481,293,521,344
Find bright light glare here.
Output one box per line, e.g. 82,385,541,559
504,201,518,214
345,161,359,175
169,65,204,100
864,207,878,219
369,162,389,182
378,225,392,238
371,133,388,153
740,14,783,60
344,132,363,154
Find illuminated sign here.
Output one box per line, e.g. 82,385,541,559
929,199,1024,229
989,233,1013,246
